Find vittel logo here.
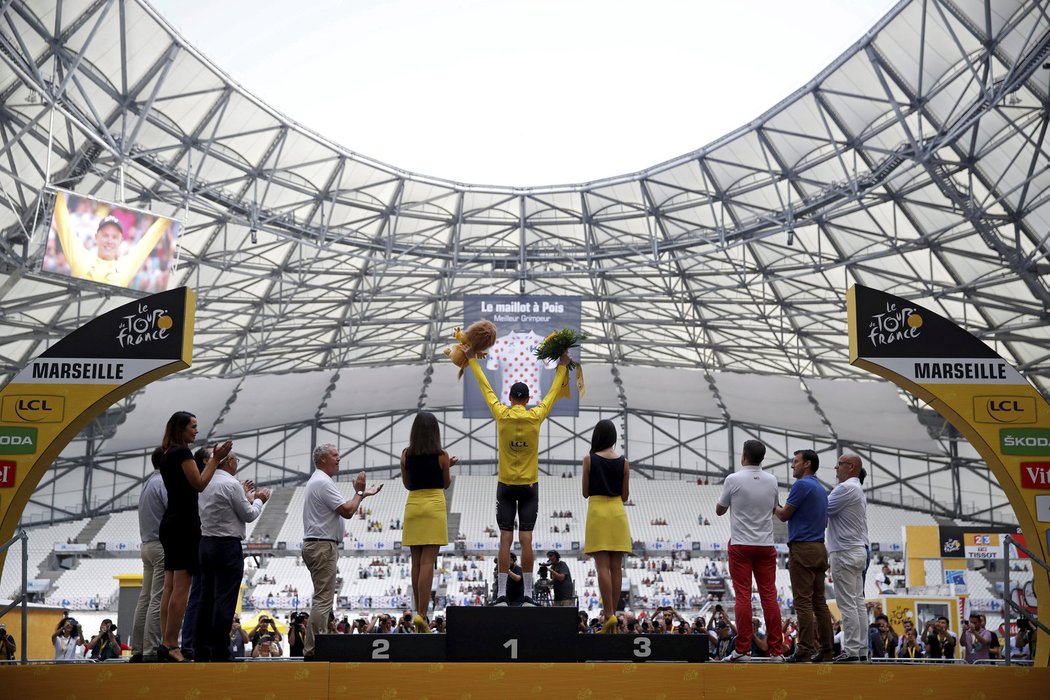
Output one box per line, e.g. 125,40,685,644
1020,463,1050,489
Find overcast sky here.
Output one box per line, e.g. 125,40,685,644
149,0,899,186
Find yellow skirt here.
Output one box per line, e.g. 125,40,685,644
585,495,632,554
403,488,448,546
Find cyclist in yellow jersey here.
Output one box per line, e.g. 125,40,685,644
465,346,571,606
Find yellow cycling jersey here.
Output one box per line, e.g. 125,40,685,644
468,358,568,485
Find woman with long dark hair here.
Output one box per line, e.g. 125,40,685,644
582,419,631,634
400,411,456,632
156,411,231,661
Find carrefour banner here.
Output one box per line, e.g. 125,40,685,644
462,295,580,419
0,287,195,575
848,284,1049,667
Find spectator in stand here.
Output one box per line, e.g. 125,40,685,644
923,616,956,660
826,452,869,663
896,618,923,656
194,451,269,662
961,612,992,663
582,419,630,632
875,564,894,593
715,439,784,662
399,411,455,632
130,446,167,663
301,443,382,659
775,448,833,663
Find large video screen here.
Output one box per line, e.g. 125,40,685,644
42,190,181,293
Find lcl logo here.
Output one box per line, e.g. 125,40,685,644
1,396,65,423
973,396,1037,424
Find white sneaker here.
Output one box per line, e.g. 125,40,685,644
768,655,785,663
723,649,751,663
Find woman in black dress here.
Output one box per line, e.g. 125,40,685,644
156,411,231,662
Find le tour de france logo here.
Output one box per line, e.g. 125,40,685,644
868,301,924,348
116,301,175,348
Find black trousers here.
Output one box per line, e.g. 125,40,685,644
194,537,244,662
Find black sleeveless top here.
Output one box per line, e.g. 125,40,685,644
588,453,625,497
405,452,444,490
159,445,200,532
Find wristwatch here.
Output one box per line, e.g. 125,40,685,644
356,490,365,497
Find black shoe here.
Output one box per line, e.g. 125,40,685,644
810,651,834,663
833,654,860,664
303,653,317,662
490,595,508,607
156,645,170,662
128,653,144,664
520,596,538,607
784,653,809,663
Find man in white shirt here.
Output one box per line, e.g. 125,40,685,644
194,451,270,662
130,447,167,662
826,453,869,663
715,439,784,662
302,442,382,658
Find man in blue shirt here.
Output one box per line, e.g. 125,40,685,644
775,449,833,662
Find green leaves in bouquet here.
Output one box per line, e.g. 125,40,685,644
534,328,586,371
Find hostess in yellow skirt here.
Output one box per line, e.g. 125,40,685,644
585,494,632,554
403,488,448,546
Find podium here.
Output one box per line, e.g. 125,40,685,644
315,632,446,662
446,606,578,662
576,633,709,662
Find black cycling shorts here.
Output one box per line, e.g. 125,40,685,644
496,482,539,532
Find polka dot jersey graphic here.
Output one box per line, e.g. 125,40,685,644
485,331,556,404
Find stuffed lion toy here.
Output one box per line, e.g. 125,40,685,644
444,320,497,378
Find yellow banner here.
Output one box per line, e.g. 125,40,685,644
848,285,1049,667
0,288,195,574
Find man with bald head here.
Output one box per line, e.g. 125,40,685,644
827,453,869,663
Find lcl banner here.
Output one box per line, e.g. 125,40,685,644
848,284,1049,667
0,287,195,575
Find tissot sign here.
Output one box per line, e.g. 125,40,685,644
0,287,195,578
848,284,1050,667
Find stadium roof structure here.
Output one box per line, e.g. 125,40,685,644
1,0,1049,523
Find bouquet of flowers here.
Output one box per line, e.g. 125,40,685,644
534,328,586,371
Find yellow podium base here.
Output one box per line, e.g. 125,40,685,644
2,661,1047,699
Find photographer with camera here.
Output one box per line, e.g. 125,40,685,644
229,616,249,658
251,633,281,658
543,550,574,607
52,616,84,660
507,552,525,605
288,612,308,656
87,619,121,661
0,622,15,661
250,615,283,656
